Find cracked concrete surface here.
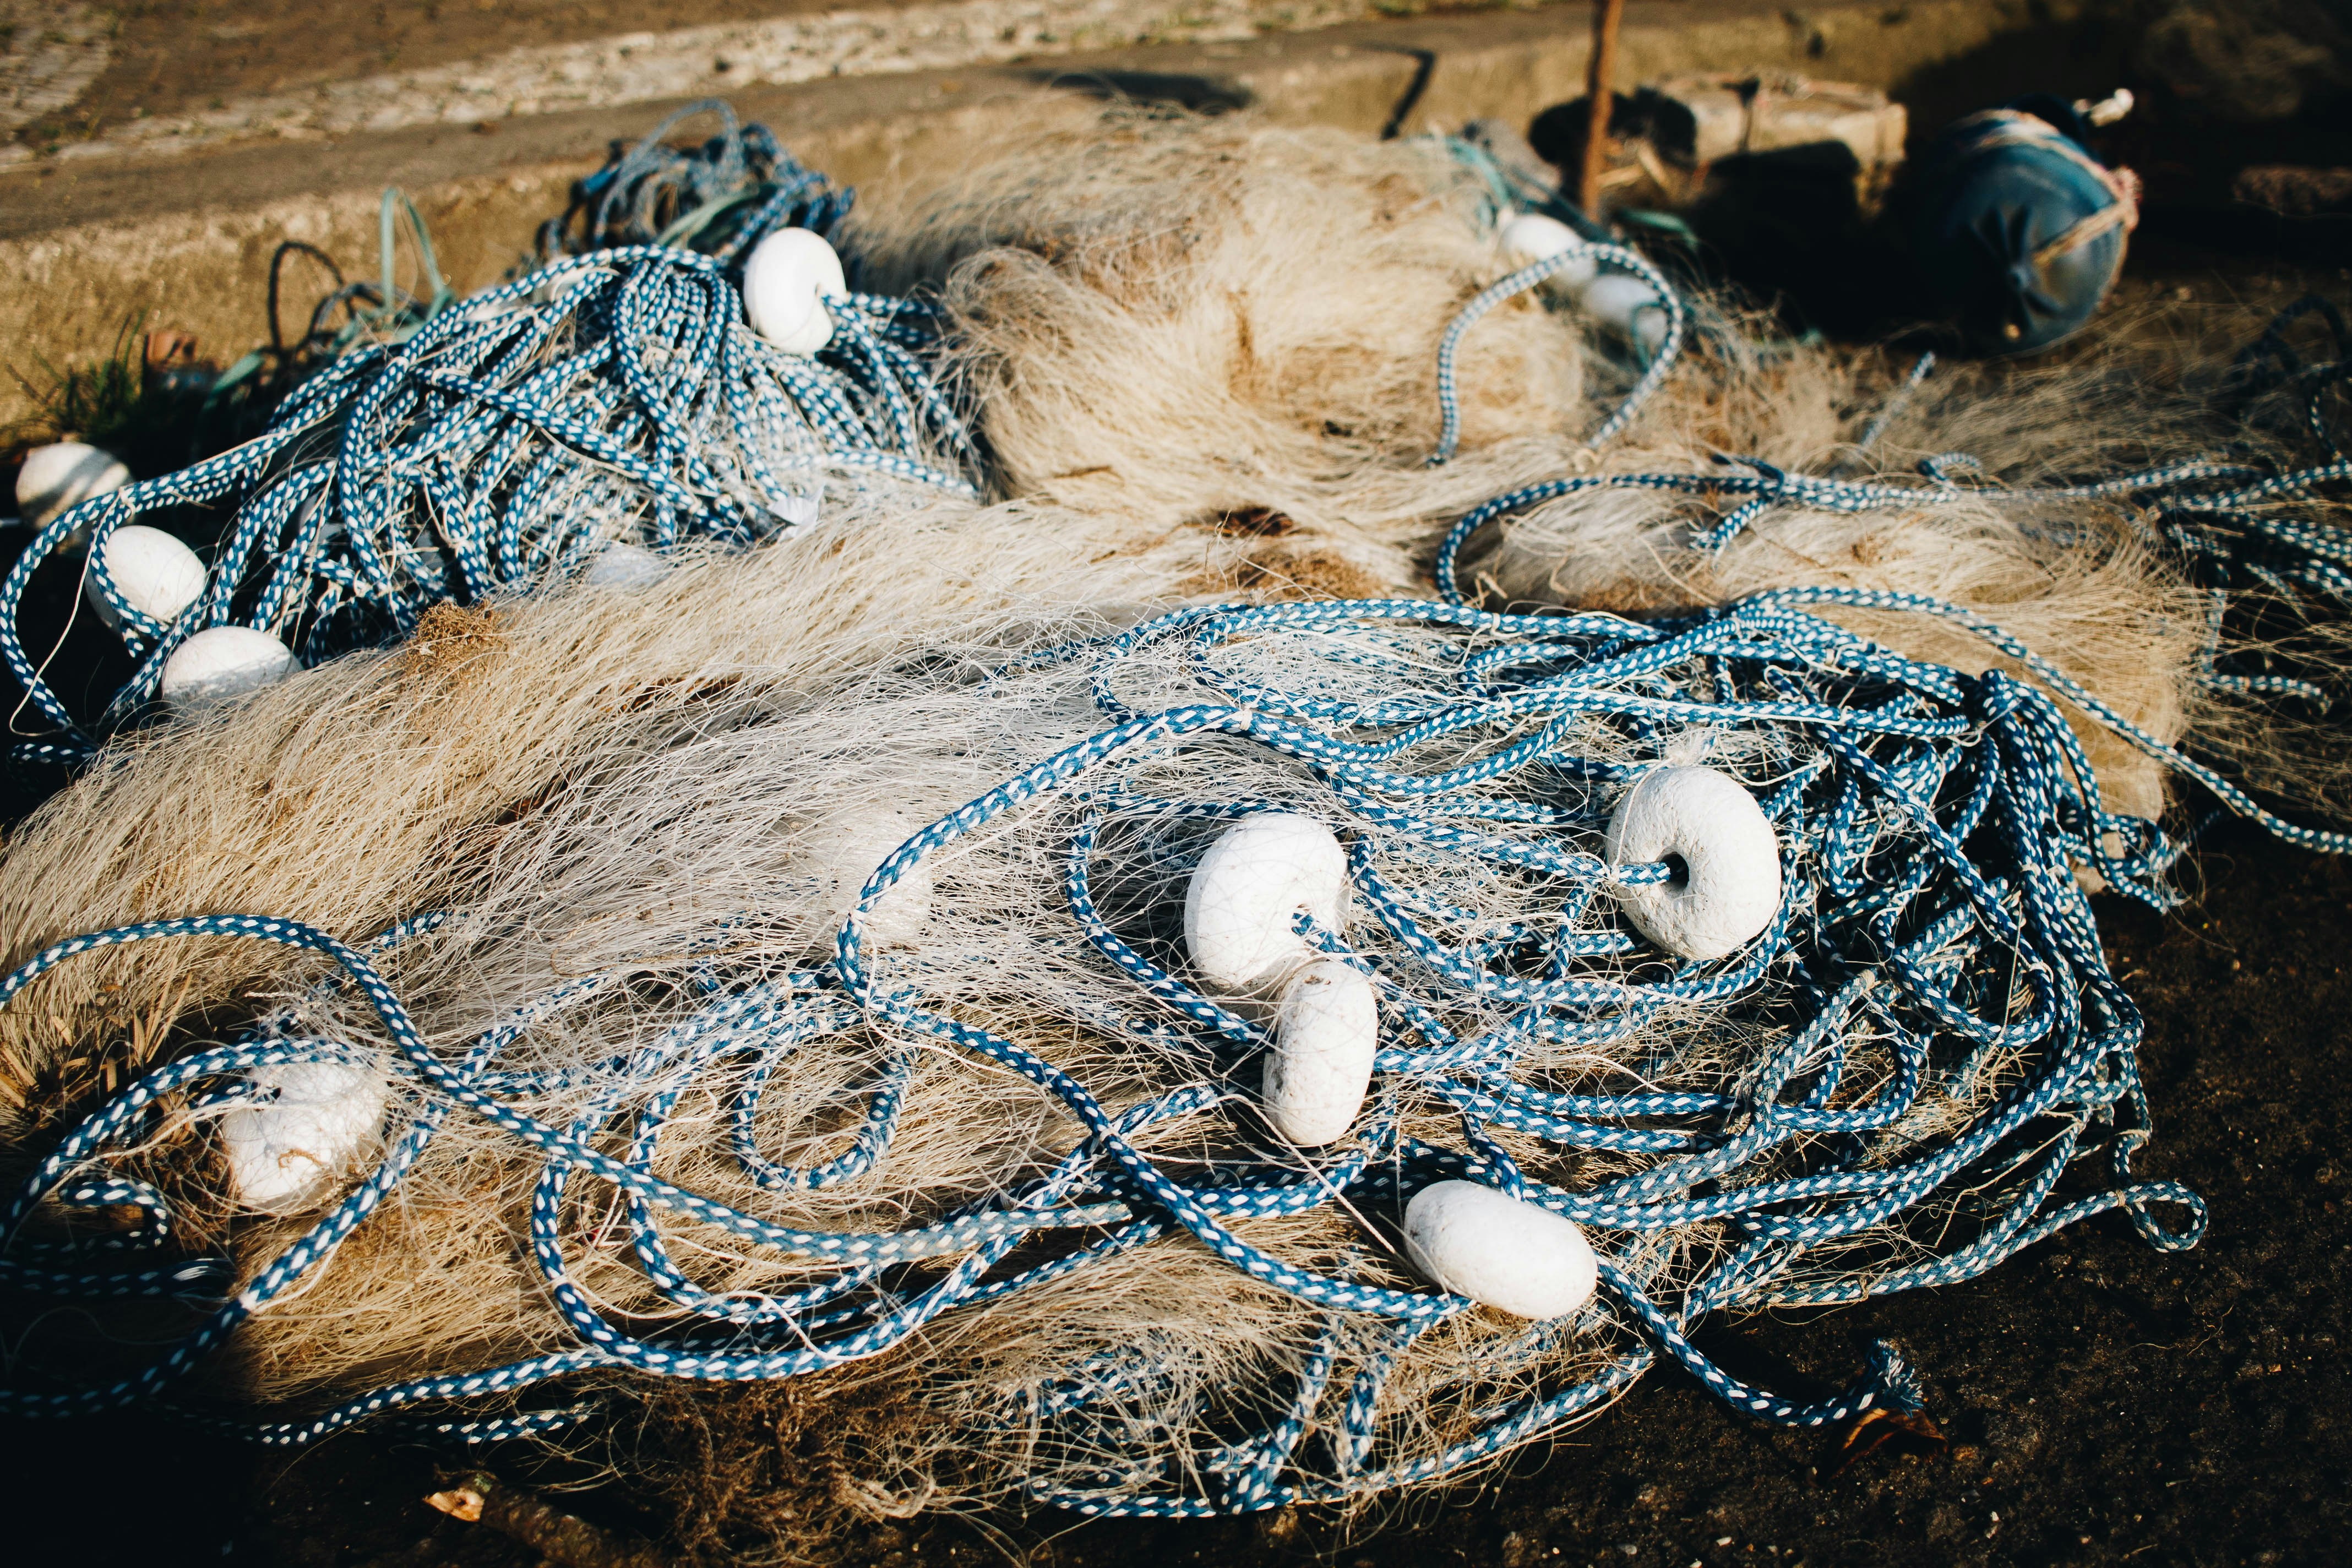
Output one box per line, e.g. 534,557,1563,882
2,0,1392,168
0,2,111,135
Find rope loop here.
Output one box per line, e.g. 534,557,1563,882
4,244,979,760
0,596,2261,1504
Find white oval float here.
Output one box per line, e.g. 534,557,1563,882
742,228,846,355
583,541,671,589
1604,765,1782,960
1183,813,1349,998
1499,211,1598,294
17,442,131,537
85,525,206,631
219,1062,391,1213
1577,274,1671,353
161,625,300,709
1403,1179,1599,1320
1263,958,1379,1147
812,807,936,949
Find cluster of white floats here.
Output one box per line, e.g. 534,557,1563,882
12,443,298,708
1499,210,1672,353
1167,776,1778,1321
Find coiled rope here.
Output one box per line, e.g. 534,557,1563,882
1,595,2237,1513
3,243,978,764
533,99,852,266
1428,296,2352,843
1435,459,2352,842
1427,234,1686,465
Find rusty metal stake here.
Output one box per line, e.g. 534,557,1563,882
1577,0,1627,215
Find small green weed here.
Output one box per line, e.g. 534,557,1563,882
4,319,220,481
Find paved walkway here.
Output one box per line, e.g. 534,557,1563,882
3,0,1448,168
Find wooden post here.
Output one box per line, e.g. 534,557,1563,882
1577,0,1627,215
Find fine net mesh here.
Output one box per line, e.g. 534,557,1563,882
0,102,2348,1555
0,579,2213,1524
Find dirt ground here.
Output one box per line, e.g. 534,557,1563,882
15,0,914,147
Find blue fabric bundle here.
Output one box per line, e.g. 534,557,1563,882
1910,100,2138,355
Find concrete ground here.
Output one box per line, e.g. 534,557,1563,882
20,0,936,141
0,0,2113,428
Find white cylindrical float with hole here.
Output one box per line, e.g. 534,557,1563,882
1577,274,1670,354
160,625,300,710
741,228,846,355
85,525,206,631
1499,211,1599,295
17,442,132,540
1263,958,1379,1146
220,1062,391,1213
1604,765,1781,960
1183,812,1349,998
1403,1179,1599,1319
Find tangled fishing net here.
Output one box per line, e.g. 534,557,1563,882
12,564,2348,1529
13,106,2299,818
1444,292,2352,829
4,100,2352,1554
841,113,2352,825
2,112,1618,761
840,115,1632,589
1,240,974,764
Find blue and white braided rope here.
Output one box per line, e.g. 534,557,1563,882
0,596,2244,1508
1427,237,1687,466
3,245,978,764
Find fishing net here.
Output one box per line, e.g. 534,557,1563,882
1442,294,2352,830
0,244,976,765
13,570,2338,1532
9,107,2262,825
1,113,1603,765
839,115,1603,555
2,102,2350,1558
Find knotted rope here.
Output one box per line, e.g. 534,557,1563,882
2,595,2256,1513
3,244,978,764
533,98,852,266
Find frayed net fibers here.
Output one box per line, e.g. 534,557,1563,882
2,589,2216,1528
845,116,1590,543
1440,293,2352,827
2,107,2349,1554
0,493,1215,1120
837,117,2312,823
